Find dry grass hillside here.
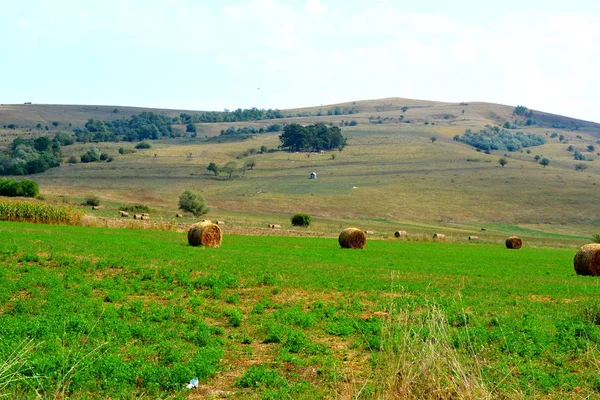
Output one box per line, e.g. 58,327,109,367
1,97,600,239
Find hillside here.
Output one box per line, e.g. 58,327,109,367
1,98,600,238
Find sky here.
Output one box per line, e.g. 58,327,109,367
1,0,599,122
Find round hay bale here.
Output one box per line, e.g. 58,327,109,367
505,236,522,249
188,222,222,248
216,220,225,225
133,214,142,219
394,230,407,238
433,233,446,241
119,211,129,217
176,213,183,218
339,228,367,249
468,236,479,241
574,244,600,276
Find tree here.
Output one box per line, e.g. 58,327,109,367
588,145,596,152
221,161,238,180
430,137,437,143
499,158,508,167
179,190,209,217
207,162,220,176
260,145,268,154
539,157,550,167
575,163,588,172
291,213,311,227
52,121,59,128
186,123,196,133
245,159,256,170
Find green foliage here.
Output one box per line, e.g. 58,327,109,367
178,190,209,216
457,126,545,152
221,161,239,180
539,157,550,167
228,309,243,327
220,126,258,137
0,136,62,175
75,112,175,143
291,213,311,227
574,150,592,161
513,105,533,118
498,158,508,167
0,178,39,197
181,108,283,124
186,123,196,133
236,365,286,388
279,123,347,152
80,146,109,163
84,195,101,206
134,141,152,149
118,147,135,155
592,234,600,243
575,163,588,172
430,136,437,143
207,162,220,176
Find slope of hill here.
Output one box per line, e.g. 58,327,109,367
1,98,600,238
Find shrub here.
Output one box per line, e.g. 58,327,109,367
179,190,209,217
135,141,152,149
84,195,100,206
121,204,151,213
291,213,311,227
592,234,600,244
0,178,39,198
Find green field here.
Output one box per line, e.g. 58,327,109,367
1,221,599,399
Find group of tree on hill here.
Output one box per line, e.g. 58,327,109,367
454,125,546,152
180,108,284,124
279,123,347,152
74,112,176,143
0,135,64,175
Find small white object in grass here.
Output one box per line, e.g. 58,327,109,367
353,186,358,189
186,377,199,389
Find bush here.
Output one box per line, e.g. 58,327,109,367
179,190,209,217
0,178,39,198
121,204,151,213
135,141,152,149
84,195,100,207
592,234,600,244
291,213,311,227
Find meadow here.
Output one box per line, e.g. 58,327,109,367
1,221,600,399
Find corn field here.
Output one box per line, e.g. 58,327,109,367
0,198,83,225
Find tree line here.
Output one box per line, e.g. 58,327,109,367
0,135,65,175
74,112,176,143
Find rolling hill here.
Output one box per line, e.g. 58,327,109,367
1,98,599,240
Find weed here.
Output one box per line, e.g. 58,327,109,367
236,365,286,389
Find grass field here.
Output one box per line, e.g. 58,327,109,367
1,221,600,399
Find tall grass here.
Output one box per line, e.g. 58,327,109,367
0,338,36,397
0,198,83,225
371,302,492,399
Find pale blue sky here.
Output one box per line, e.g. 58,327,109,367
1,0,599,122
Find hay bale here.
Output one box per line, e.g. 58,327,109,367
505,236,522,249
188,222,222,248
141,215,150,220
268,224,281,228
119,211,129,217
365,230,375,235
339,228,367,249
133,214,142,219
394,230,407,238
142,213,150,217
216,220,225,225
574,244,600,276
468,236,479,241
176,214,183,218
91,206,99,210
433,233,446,241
